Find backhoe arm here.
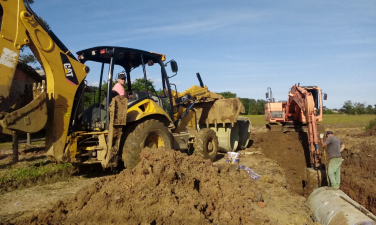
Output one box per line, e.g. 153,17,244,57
0,0,89,162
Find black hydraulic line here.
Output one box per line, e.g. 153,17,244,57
71,81,87,126
48,31,77,60
106,48,116,128
98,63,104,121
140,55,148,96
196,73,204,87
174,100,196,128
159,61,175,121
126,71,131,95
98,63,104,105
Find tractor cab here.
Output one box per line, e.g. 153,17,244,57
75,46,178,131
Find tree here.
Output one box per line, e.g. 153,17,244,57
341,100,354,114
131,78,156,92
323,108,334,114
239,98,255,114
217,91,236,99
353,102,366,115
248,99,266,115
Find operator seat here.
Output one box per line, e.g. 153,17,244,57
128,91,148,106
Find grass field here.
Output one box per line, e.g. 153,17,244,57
0,162,72,183
243,114,376,128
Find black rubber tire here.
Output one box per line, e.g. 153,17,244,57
194,128,219,161
122,119,172,169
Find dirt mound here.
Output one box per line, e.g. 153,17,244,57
358,125,376,137
14,148,262,224
12,147,315,225
251,131,310,195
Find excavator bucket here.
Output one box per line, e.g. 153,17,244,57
0,90,47,135
0,62,47,135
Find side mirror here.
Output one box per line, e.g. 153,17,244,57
265,93,269,99
324,93,327,100
170,60,178,73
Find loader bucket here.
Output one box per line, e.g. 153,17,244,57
194,98,250,152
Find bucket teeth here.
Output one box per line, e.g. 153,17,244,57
32,81,45,99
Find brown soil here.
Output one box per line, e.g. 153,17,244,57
251,131,310,195
358,125,376,137
0,177,100,223
252,127,376,215
11,147,316,225
333,128,376,215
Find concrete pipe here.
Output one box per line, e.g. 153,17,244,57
236,116,251,150
209,123,239,153
308,187,376,225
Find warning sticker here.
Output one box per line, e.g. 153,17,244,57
0,47,18,69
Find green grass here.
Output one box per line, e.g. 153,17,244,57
0,162,72,183
365,119,376,131
242,114,376,128
242,115,267,127
322,114,376,127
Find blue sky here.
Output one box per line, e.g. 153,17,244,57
31,0,376,109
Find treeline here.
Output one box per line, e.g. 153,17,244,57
217,91,267,115
324,100,376,115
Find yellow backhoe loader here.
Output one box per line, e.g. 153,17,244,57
170,73,251,153
0,0,220,169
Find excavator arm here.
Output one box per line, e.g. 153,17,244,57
287,85,320,166
0,0,89,162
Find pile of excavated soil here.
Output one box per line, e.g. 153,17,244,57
251,131,310,195
12,147,316,225
358,125,376,137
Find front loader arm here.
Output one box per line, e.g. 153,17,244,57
0,0,89,162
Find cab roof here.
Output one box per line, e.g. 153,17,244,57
76,46,166,71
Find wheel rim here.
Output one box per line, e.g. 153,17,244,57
207,137,215,154
145,133,165,148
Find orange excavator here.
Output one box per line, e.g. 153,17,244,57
264,85,327,168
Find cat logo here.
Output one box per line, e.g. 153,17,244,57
60,53,78,85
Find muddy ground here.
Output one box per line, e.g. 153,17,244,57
0,125,375,224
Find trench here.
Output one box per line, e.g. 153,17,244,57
252,130,376,215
